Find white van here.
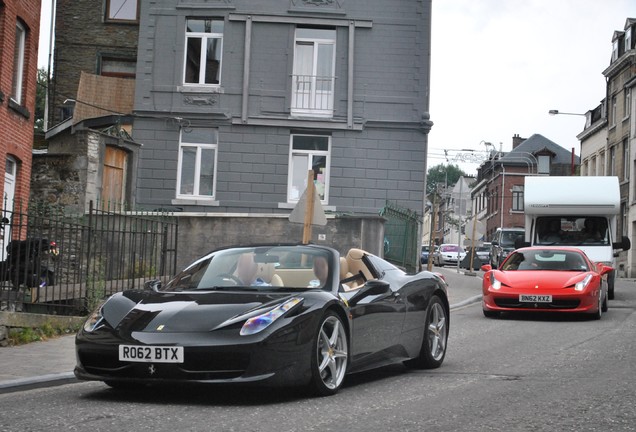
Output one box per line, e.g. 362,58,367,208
522,176,630,299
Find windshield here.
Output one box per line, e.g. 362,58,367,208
441,245,463,253
501,249,590,272
162,246,332,291
535,217,609,246
499,231,524,247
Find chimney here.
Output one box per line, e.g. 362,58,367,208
512,134,526,149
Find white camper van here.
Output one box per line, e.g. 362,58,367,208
523,176,630,299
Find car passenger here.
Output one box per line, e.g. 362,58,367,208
236,253,270,286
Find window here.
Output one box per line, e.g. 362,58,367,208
611,95,617,127
612,39,620,61
184,18,224,86
100,57,136,78
590,156,596,176
511,186,523,211
11,21,26,104
626,27,632,53
623,139,629,181
625,87,631,119
600,152,605,175
609,146,616,176
105,0,139,22
537,155,550,174
288,134,330,203
176,128,218,199
291,28,336,117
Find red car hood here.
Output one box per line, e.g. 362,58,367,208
494,270,588,290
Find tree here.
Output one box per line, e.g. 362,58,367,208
426,163,468,195
34,68,47,133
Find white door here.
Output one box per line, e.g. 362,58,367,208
2,158,17,261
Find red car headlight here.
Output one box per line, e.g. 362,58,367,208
574,274,593,292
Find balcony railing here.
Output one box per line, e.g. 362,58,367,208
291,74,335,117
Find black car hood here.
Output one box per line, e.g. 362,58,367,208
101,290,300,333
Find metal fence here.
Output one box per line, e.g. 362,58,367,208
380,201,422,273
0,200,178,316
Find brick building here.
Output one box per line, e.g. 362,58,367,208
472,134,579,241
0,0,41,257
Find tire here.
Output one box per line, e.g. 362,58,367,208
404,295,448,369
483,309,500,318
601,292,608,312
607,270,615,300
309,311,349,396
593,289,603,320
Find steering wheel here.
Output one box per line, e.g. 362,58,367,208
213,273,243,285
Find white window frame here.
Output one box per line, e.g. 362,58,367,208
291,28,336,118
609,146,616,176
176,128,218,200
183,18,224,86
287,134,331,204
625,27,632,53
624,87,631,119
623,139,629,181
511,185,524,212
611,95,617,127
11,21,26,104
612,39,619,61
105,0,139,22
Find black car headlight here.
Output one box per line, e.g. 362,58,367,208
240,297,302,336
83,301,107,332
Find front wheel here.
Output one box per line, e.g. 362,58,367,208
309,312,349,396
404,295,448,369
607,270,615,300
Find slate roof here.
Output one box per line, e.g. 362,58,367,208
500,133,580,166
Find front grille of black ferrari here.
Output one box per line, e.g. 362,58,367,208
79,350,250,380
494,298,580,309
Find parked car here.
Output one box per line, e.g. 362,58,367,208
462,242,491,269
75,244,450,396
490,228,525,269
434,244,466,267
480,246,611,319
421,245,430,264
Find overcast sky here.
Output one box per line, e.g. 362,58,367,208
429,0,636,174
39,1,636,176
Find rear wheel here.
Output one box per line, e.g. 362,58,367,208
404,295,448,369
593,289,603,320
607,271,615,300
309,312,348,396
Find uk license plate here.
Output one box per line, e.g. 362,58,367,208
519,294,552,303
118,345,184,363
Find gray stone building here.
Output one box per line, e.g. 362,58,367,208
132,0,433,218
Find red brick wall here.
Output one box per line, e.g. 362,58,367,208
0,0,41,213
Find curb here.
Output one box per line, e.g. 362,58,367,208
450,295,482,310
0,372,77,395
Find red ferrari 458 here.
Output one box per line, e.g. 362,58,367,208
480,247,613,319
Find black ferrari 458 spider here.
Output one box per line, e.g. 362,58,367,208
75,244,449,395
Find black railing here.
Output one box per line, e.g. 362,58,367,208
0,199,178,315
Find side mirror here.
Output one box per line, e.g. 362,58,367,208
480,264,492,272
348,279,391,306
144,279,161,292
598,264,614,276
614,236,631,251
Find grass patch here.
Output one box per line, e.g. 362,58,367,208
7,322,81,346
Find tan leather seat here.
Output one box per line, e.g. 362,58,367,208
345,248,374,282
339,257,357,290
256,263,284,286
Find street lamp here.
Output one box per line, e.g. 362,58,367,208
548,109,586,116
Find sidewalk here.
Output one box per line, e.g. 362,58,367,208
0,275,483,394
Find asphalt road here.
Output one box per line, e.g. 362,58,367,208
1,269,635,432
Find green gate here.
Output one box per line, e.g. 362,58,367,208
379,201,422,273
